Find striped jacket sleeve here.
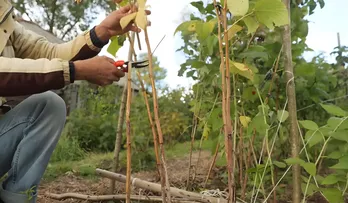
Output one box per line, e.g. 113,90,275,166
0,22,105,96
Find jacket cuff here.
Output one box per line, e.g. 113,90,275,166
83,30,102,52
62,61,71,85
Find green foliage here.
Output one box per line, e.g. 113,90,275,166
107,35,127,56
50,134,86,162
172,0,348,202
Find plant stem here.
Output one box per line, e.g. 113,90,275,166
282,0,301,202
204,142,220,188
187,87,202,190
144,27,171,203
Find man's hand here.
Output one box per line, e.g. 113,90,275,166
95,5,151,42
73,56,125,86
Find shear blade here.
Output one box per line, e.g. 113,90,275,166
131,60,149,68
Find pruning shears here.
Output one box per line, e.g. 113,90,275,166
113,60,149,73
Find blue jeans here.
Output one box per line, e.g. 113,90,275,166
0,91,66,203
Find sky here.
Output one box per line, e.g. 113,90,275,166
94,0,348,90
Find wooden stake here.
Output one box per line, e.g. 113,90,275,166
125,32,136,203
214,0,235,201
144,27,171,202
282,0,301,202
136,71,161,176
110,33,135,194
45,192,204,203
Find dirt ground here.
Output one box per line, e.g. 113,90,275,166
36,151,331,203
37,151,222,203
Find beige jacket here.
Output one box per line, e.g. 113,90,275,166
0,0,102,98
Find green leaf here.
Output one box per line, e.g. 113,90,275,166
227,0,249,16
322,188,344,203
249,114,269,134
320,104,347,117
277,110,289,123
285,157,305,165
174,20,200,36
226,25,243,40
299,120,318,130
243,16,259,34
273,161,286,168
305,130,323,148
327,117,345,130
205,35,218,56
202,123,211,140
321,174,338,185
303,162,316,176
107,36,122,56
327,151,342,159
230,61,254,81
190,1,205,13
196,19,218,42
210,108,223,131
330,156,348,169
301,183,318,196
331,130,348,142
254,0,289,30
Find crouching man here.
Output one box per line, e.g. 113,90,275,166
0,1,150,202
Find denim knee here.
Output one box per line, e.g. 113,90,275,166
34,91,66,116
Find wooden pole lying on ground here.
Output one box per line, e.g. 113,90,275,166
45,192,206,203
96,168,229,203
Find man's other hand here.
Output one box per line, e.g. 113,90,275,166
95,5,151,42
73,56,125,86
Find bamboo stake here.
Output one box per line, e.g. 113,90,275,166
221,1,235,201
125,32,136,203
110,33,135,194
96,169,230,203
136,71,161,176
144,27,171,203
282,0,301,202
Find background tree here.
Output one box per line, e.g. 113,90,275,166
12,0,116,40
133,53,167,93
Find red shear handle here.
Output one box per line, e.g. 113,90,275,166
114,60,125,67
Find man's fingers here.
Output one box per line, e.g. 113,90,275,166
103,56,115,64
145,10,151,15
129,25,141,33
112,68,126,78
118,4,132,13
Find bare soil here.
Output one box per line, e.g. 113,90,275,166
37,151,221,203
36,151,331,203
